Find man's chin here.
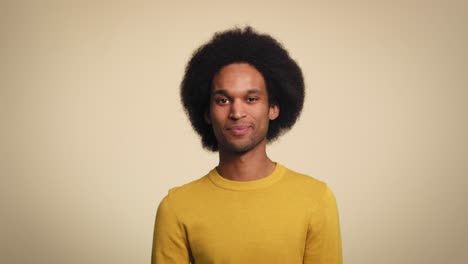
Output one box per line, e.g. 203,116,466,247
220,145,251,154
219,139,263,154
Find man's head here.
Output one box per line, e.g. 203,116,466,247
207,63,279,154
181,26,304,151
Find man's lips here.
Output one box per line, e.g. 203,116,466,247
226,125,251,136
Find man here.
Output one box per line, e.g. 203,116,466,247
152,27,342,263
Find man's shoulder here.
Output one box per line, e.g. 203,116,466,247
281,165,330,196
165,172,212,199
283,165,325,185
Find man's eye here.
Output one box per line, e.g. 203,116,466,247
217,98,229,104
247,97,258,102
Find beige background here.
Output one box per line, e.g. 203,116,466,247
2,0,467,263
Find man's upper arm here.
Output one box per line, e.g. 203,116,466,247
152,195,190,264
304,186,343,264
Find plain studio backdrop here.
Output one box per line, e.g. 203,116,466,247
1,0,467,263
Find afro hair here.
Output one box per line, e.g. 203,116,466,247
181,26,305,151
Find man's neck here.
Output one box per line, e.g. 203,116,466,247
216,144,276,182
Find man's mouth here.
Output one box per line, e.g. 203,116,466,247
227,125,250,136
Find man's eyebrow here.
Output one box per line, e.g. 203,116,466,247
246,89,263,94
211,89,228,96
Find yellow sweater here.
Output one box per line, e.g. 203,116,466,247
152,163,342,263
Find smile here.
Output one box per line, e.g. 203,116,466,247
227,125,251,136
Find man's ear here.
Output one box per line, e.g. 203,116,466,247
204,111,211,124
269,104,280,120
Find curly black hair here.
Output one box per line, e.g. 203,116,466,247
181,26,305,151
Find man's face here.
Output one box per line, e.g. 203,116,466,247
206,63,279,153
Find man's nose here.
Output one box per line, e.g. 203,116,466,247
229,100,246,120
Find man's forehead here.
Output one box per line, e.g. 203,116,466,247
211,88,264,95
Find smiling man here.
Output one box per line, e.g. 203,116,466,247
152,27,342,264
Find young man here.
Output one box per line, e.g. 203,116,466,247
152,27,342,264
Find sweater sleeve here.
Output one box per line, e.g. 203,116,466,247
303,185,343,264
152,195,191,264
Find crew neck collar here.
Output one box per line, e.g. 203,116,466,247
207,163,285,191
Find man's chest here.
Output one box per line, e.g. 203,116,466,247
179,193,311,263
